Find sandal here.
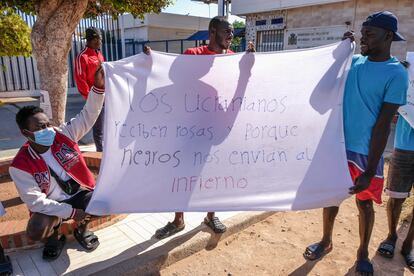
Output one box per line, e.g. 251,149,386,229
155,222,185,240
377,240,395,258
355,259,374,275
74,229,100,252
303,242,333,261
42,235,66,261
204,217,227,233
0,255,13,275
402,250,414,271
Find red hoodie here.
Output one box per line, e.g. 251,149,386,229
74,47,105,99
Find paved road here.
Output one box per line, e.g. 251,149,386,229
0,94,94,158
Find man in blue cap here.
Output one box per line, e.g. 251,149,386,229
303,11,408,275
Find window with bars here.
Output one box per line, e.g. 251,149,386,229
256,29,284,52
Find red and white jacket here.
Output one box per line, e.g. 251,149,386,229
9,86,104,219
75,47,105,99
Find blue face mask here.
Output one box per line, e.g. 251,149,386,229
28,127,56,146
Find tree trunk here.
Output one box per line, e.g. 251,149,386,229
31,0,88,125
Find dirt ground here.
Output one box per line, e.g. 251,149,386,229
161,164,414,276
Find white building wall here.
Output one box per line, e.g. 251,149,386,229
238,0,414,59
146,13,210,30
120,12,211,45
232,0,350,15
121,12,210,34
124,27,148,41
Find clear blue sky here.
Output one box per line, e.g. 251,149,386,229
163,0,244,22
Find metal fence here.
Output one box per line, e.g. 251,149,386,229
0,12,121,93
125,39,245,56
256,29,284,52
125,39,202,56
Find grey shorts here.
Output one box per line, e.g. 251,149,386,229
385,148,414,198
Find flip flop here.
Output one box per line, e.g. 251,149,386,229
74,229,100,252
402,250,414,271
204,217,227,233
42,235,66,261
303,242,333,261
0,255,13,275
355,259,374,275
155,222,185,240
377,240,395,258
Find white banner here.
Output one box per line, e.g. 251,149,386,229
398,52,414,127
87,41,354,215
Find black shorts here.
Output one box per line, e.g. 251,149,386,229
27,190,94,230
385,148,414,198
61,189,93,211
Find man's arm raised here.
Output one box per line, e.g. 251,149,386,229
57,65,105,143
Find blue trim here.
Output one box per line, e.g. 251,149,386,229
187,28,245,41
187,30,209,41
346,150,384,176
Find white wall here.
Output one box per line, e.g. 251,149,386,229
147,27,197,41
121,13,210,31
146,13,210,30
124,27,148,41
232,0,350,15
120,12,211,42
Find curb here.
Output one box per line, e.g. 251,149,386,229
89,211,275,275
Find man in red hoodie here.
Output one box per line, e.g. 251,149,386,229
75,27,105,152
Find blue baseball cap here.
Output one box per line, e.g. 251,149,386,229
362,11,405,41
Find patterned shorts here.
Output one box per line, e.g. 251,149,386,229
385,148,414,199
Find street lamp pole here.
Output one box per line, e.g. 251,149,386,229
218,0,225,17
